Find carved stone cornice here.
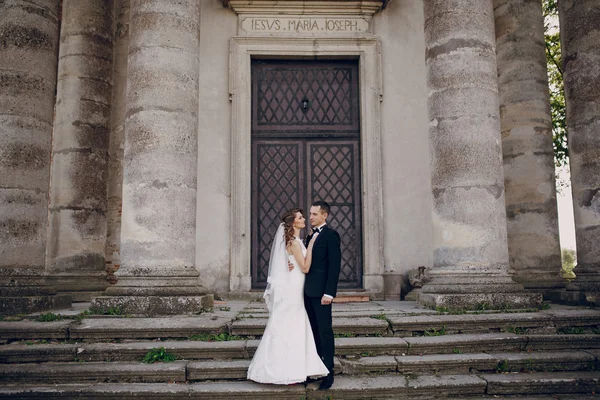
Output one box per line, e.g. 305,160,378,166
223,0,387,16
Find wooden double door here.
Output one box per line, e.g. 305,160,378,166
251,60,363,289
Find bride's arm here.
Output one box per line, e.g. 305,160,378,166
289,241,307,272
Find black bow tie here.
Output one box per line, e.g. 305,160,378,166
313,227,321,234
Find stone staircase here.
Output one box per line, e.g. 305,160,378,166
1,301,600,399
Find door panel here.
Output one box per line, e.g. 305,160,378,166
251,60,362,290
251,141,305,287
307,141,362,288
252,60,360,136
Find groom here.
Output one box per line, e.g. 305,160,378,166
304,200,341,390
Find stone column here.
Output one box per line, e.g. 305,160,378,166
46,0,113,302
419,0,541,309
494,0,564,299
560,0,600,304
93,0,211,315
0,0,70,313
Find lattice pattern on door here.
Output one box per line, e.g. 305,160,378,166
251,60,362,290
252,142,303,286
252,60,359,135
309,143,362,287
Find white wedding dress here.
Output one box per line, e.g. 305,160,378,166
247,236,329,384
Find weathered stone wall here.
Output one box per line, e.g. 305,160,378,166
195,0,237,294
494,0,563,295
46,0,113,300
560,0,600,302
105,0,130,285
377,0,433,276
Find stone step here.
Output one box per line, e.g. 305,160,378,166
3,333,600,364
1,372,599,399
0,361,188,384
482,371,600,396
343,350,596,375
489,350,596,373
2,306,599,342
388,308,600,336
0,320,72,341
230,316,390,336
187,358,344,381
0,350,596,385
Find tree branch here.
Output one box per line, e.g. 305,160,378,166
545,40,563,77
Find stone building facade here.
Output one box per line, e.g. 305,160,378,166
1,0,598,314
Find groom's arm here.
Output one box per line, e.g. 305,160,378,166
324,231,341,298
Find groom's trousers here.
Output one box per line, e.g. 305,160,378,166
304,295,334,374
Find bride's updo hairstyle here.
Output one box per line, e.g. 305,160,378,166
281,208,303,247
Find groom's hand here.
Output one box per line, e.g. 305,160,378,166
288,261,294,271
321,295,333,305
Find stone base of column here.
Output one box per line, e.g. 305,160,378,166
0,268,73,314
383,273,402,301
562,268,600,305
46,273,109,302
513,273,567,302
364,274,385,300
96,267,213,315
419,292,542,310
0,294,72,315
418,275,542,310
90,294,214,316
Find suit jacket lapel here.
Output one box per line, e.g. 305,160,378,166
314,225,328,245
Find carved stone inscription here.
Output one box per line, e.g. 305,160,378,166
241,16,370,35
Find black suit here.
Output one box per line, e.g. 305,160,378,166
304,225,341,382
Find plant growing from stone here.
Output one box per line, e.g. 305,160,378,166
142,347,176,363
507,326,528,335
89,306,123,316
496,360,509,373
370,313,388,321
36,313,61,322
189,333,242,342
557,326,585,334
424,326,446,336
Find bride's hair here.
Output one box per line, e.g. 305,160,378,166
281,208,304,247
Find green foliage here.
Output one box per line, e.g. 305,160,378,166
474,302,491,311
36,313,61,322
218,307,231,312
189,332,242,342
142,347,176,363
543,0,569,190
334,332,357,338
496,360,509,373
557,326,585,334
452,348,463,354
424,326,446,336
561,248,577,279
507,326,528,335
89,306,123,316
370,313,388,321
74,310,92,322
539,302,552,310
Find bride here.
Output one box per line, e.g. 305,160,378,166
247,208,330,384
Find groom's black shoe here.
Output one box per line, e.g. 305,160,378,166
318,373,334,390
304,377,320,384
